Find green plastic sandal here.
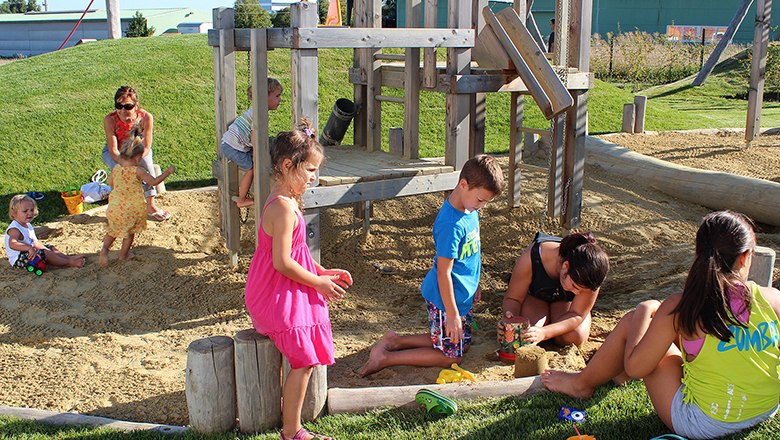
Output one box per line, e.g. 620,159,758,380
415,388,458,416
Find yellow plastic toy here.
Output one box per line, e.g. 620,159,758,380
451,363,477,382
436,369,462,384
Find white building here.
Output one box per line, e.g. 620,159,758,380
0,8,212,57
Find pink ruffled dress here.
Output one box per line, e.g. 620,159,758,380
245,196,334,369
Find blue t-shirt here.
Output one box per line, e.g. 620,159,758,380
420,197,481,316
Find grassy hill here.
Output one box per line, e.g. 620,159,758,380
0,34,774,225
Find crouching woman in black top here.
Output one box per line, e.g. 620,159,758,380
501,232,609,346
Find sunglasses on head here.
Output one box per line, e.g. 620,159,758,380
115,102,136,110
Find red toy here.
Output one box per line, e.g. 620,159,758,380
26,254,46,276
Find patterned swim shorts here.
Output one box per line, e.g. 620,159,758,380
426,300,472,358
13,246,48,269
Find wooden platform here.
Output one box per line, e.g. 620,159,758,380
318,145,453,185
301,146,460,209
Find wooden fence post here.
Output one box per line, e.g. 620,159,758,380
283,361,328,421
185,336,236,433
622,103,635,133
234,329,283,433
633,95,647,134
749,246,776,288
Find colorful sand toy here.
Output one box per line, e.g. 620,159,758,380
559,406,587,422
26,253,46,276
415,388,457,416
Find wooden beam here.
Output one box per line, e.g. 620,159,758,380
746,0,772,144
0,407,186,434
218,22,240,268
692,0,754,86
509,92,523,207
301,172,461,207
405,0,422,159
328,376,545,414
366,0,382,152
251,29,270,234
353,0,368,148
445,0,472,170
423,0,438,88
547,115,565,218
208,28,475,50
586,136,780,227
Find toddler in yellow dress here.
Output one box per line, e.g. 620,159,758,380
99,129,175,267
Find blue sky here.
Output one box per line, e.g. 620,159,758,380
45,1,231,12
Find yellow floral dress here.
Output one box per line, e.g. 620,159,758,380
106,165,147,238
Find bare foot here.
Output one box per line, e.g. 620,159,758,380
118,251,136,261
236,197,254,208
70,255,86,267
540,369,593,399
612,371,632,386
358,338,391,377
99,250,109,267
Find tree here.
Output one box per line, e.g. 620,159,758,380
125,11,155,37
234,0,272,29
271,7,290,28
318,0,328,24
0,0,39,13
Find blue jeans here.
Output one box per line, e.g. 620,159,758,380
102,145,158,198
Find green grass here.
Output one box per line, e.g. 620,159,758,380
1,381,778,439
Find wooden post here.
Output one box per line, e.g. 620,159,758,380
746,0,771,145
216,8,240,268
366,0,382,152
553,0,569,66
749,246,776,288
153,164,166,195
508,92,523,207
633,95,647,134
561,0,592,229
185,336,236,433
547,115,565,218
291,3,323,263
105,0,121,39
234,329,283,433
692,0,754,86
622,103,635,133
213,8,227,241
283,361,328,422
445,0,472,170
389,127,404,155
353,0,368,147
404,0,422,159
469,0,488,157
251,28,271,242
423,0,438,89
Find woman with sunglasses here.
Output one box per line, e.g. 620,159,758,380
500,231,609,347
102,86,170,221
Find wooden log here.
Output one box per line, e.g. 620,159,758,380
328,376,545,414
185,336,236,433
622,103,635,134
749,246,776,288
389,127,404,155
509,92,523,207
0,406,187,434
283,361,328,421
585,136,780,227
233,329,282,433
633,95,647,134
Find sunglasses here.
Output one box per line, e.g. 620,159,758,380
115,102,136,110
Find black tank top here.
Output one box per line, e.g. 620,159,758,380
528,232,575,303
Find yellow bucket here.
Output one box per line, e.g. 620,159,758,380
61,191,84,214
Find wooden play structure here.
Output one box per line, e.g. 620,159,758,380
690,0,773,145
210,0,595,266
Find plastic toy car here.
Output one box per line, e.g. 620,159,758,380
26,254,46,276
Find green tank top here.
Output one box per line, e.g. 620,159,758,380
681,283,780,422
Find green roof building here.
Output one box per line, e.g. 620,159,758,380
0,8,212,57
396,0,778,43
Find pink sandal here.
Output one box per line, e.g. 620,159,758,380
280,427,335,440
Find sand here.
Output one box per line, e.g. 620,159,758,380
0,131,778,426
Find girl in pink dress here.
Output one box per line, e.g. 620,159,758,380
245,118,352,440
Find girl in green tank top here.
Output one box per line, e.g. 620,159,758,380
540,211,780,439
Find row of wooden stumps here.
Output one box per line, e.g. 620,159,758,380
621,95,648,134
185,330,327,434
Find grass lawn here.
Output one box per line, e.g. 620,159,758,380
1,381,778,439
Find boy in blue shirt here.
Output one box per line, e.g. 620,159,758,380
359,155,505,376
